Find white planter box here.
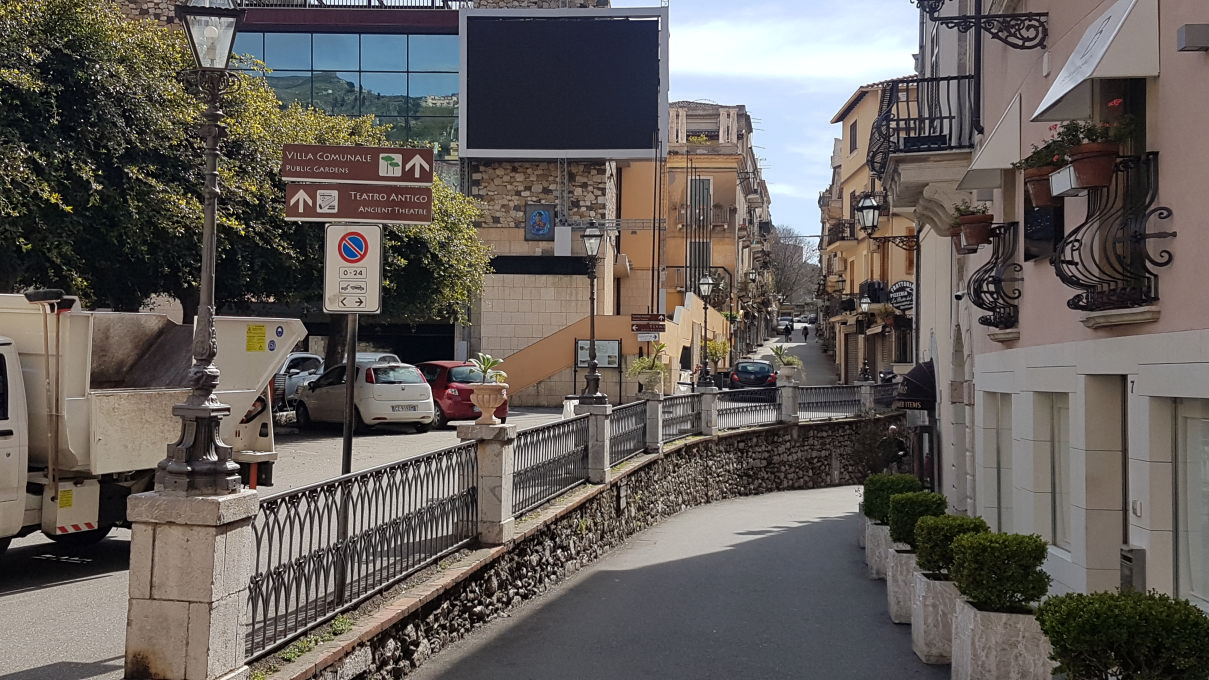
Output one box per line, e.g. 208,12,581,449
951,598,1055,680
865,523,890,579
858,512,867,549
1048,164,1084,197
886,549,917,624
912,574,958,664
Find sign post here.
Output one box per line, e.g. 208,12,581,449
324,225,383,314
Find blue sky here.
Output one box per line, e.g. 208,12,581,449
612,0,921,238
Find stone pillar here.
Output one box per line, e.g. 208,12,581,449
779,385,798,423
575,402,613,484
641,391,663,453
458,423,518,545
125,489,258,680
858,382,875,412
699,386,720,436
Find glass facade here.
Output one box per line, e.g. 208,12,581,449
1177,399,1209,612
233,32,459,157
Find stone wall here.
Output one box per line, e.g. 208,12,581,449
470,161,610,255
276,414,903,680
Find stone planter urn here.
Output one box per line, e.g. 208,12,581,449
468,383,508,425
912,573,959,664
775,365,800,386
865,523,890,579
951,598,1055,680
636,370,665,394
886,547,916,624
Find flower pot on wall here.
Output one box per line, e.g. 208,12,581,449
636,370,665,394
952,234,979,255
468,383,508,425
1023,166,1059,207
958,214,994,246
1068,142,1118,187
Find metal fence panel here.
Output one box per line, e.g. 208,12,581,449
246,442,478,660
609,401,647,466
512,415,589,517
661,393,702,443
717,388,780,429
796,385,862,420
871,382,899,413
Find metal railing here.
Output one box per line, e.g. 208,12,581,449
609,401,648,466
717,388,780,430
238,0,471,7
867,75,975,179
796,385,862,420
661,393,702,443
246,442,478,660
870,383,900,413
512,415,589,517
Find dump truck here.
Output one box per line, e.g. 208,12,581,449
0,291,306,555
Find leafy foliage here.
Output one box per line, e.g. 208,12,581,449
951,532,1051,613
770,344,802,368
861,472,922,524
915,514,990,576
1036,589,1209,680
468,352,506,383
627,341,668,377
887,491,947,549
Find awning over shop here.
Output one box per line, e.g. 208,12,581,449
894,360,935,410
1032,0,1158,121
958,94,1020,190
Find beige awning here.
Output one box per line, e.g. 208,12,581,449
1032,0,1158,121
958,94,1021,190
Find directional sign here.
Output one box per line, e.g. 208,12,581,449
324,225,382,314
631,323,667,333
286,183,432,224
631,313,666,323
636,332,660,342
281,145,434,186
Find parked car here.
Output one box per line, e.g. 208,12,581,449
295,358,435,432
728,360,777,389
272,352,324,410
416,360,509,429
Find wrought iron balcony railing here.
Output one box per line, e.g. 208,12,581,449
868,75,976,180
827,219,857,243
966,222,1023,330
1050,153,1176,312
239,0,470,6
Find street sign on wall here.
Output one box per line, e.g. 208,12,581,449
324,225,382,314
630,313,666,323
631,322,666,333
286,183,432,224
282,145,434,186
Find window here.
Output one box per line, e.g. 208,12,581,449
688,176,712,225
849,120,858,153
991,392,1013,532
1176,399,1209,611
1042,392,1072,550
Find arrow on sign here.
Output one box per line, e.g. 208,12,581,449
289,188,313,212
341,297,366,308
406,154,431,179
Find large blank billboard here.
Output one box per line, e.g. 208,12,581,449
459,8,668,159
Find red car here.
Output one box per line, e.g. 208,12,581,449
416,360,509,429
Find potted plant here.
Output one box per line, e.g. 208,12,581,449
705,338,730,388
911,514,990,664
861,473,922,579
467,352,508,425
770,344,803,385
1012,138,1068,207
952,199,993,246
950,532,1054,680
626,342,669,394
885,492,948,623
1036,589,1209,680
1053,112,1135,188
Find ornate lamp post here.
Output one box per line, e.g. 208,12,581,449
157,0,245,496
697,274,716,387
856,193,881,237
580,222,607,405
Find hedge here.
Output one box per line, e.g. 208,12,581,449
951,532,1050,613
888,491,948,549
915,514,990,575
862,473,922,525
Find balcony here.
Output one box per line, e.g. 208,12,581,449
826,220,857,244
238,0,469,6
966,222,1023,331
868,75,976,207
677,205,736,230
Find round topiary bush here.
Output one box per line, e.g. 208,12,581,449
1037,589,1209,680
915,514,990,576
951,532,1051,613
862,473,922,525
888,491,948,549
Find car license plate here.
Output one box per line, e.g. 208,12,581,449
392,404,417,412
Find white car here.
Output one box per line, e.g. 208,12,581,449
295,358,435,432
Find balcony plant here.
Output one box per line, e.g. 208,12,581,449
1036,589,1209,680
951,199,993,246
467,352,508,425
1052,111,1136,188
950,532,1054,680
1012,139,1068,207
911,514,990,664
627,342,669,393
884,491,948,623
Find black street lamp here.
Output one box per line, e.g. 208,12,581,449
698,274,716,386
856,193,881,237
157,0,245,496
580,222,607,405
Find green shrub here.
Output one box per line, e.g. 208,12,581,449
915,514,990,576
1037,589,1209,680
888,491,948,549
951,532,1050,613
862,473,922,524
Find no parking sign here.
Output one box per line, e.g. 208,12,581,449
324,224,382,314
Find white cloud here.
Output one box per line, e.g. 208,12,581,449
767,182,815,200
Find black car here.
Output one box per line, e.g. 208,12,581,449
729,360,777,389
